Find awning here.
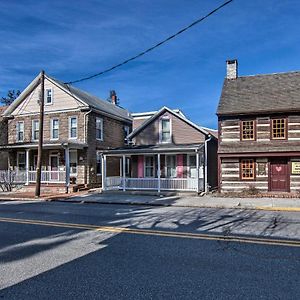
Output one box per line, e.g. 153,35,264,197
0,142,88,150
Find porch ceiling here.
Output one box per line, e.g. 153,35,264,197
1,142,87,150
102,143,204,156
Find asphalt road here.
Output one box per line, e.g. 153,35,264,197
0,201,299,299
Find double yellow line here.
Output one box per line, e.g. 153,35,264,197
0,216,300,248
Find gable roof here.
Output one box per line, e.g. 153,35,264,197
3,72,132,122
128,106,214,140
217,71,300,116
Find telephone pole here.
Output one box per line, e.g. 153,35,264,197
35,70,45,197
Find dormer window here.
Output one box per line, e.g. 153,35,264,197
160,117,171,143
45,88,53,104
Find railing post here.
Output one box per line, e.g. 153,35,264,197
65,147,70,193
122,155,126,191
25,149,30,185
157,153,161,193
101,154,106,191
196,150,200,193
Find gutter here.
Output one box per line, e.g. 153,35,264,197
204,135,212,194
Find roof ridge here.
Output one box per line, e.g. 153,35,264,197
234,70,300,79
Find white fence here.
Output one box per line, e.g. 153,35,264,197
28,171,66,183
105,177,203,192
0,170,66,184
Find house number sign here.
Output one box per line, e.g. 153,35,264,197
291,162,300,175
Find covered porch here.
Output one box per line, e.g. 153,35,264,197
4,142,87,189
102,144,207,193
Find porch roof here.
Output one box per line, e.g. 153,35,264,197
0,141,87,150
102,143,204,155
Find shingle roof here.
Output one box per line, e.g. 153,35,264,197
48,76,132,122
217,71,300,116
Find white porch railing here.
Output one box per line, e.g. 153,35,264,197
105,177,203,192
28,171,66,183
0,170,27,183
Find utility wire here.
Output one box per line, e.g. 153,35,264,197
65,0,234,84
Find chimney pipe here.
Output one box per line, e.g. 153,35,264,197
226,59,238,79
109,90,118,105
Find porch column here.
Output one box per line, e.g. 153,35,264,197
122,155,126,191
157,153,161,193
65,147,70,193
101,154,106,191
25,149,30,185
196,150,200,193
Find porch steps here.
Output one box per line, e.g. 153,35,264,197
72,184,89,192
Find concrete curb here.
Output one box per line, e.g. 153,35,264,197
48,198,300,212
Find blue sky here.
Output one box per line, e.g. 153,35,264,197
1,0,300,129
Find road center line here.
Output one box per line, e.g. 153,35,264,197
0,216,300,247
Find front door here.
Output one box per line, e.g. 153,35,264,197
50,155,59,181
269,160,289,192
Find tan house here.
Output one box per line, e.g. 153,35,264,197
0,72,131,190
102,107,218,193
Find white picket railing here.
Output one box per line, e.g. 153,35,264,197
105,177,203,192
28,171,66,183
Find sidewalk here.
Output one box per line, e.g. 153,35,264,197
51,191,300,212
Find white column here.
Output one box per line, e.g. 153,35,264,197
101,154,106,191
122,155,126,191
196,150,200,193
65,147,70,193
25,149,30,185
157,153,161,193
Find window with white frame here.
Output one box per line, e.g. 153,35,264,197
96,117,103,140
70,150,77,175
166,155,176,178
145,156,155,177
188,155,197,178
16,121,24,142
124,125,130,137
69,117,77,139
96,152,102,175
32,120,39,141
160,117,171,143
51,119,59,139
45,88,53,104
17,152,26,171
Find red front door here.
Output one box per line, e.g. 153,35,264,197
269,160,289,192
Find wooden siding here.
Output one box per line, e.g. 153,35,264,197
219,115,300,153
220,158,268,192
133,111,206,145
11,78,86,116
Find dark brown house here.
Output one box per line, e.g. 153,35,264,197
217,59,300,193
102,107,218,193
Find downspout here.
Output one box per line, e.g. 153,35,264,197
83,109,92,144
204,134,212,194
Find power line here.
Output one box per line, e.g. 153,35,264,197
65,0,234,84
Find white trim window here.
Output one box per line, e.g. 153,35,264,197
96,117,103,141
45,88,53,105
159,117,171,143
145,156,155,177
69,116,77,139
165,155,177,178
17,152,26,171
32,120,39,141
16,121,24,142
96,151,102,175
51,118,59,140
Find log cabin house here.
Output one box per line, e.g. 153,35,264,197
217,59,300,194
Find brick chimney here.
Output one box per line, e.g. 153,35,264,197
226,59,238,79
109,90,118,105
